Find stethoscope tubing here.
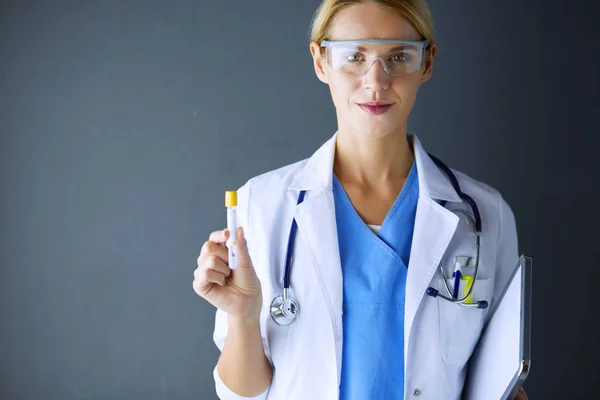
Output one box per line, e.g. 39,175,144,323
272,153,487,325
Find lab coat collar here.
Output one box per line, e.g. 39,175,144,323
288,131,462,203
288,131,463,387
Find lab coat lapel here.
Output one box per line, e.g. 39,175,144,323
293,193,343,343
286,132,464,384
288,133,344,383
404,134,462,353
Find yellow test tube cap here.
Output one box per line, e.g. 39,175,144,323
225,191,237,207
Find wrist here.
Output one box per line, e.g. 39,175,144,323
227,297,262,326
227,313,261,328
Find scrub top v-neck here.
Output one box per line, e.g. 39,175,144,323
333,160,419,400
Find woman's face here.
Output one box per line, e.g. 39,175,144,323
310,2,436,139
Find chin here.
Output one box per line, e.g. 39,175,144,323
352,119,400,139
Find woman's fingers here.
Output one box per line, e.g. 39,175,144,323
194,263,228,291
203,268,226,286
199,236,229,264
208,228,229,244
196,255,232,279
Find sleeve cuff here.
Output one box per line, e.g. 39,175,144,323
213,366,270,400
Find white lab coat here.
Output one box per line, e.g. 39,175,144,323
212,132,519,400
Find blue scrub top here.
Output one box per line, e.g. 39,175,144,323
333,161,419,400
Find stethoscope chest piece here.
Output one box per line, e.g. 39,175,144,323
270,294,300,326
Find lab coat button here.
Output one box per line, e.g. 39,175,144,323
413,388,421,397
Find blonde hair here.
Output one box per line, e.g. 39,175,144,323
309,0,435,54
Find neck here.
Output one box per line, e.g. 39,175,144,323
333,126,415,187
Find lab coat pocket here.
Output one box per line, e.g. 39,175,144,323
437,277,493,365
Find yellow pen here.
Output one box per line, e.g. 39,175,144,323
462,275,474,304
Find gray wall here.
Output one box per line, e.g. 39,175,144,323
1,0,598,399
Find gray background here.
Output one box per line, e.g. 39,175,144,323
1,0,598,399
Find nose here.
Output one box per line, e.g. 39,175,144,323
362,58,390,92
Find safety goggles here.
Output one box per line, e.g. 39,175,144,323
320,39,429,77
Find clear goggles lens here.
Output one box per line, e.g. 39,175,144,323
322,40,428,77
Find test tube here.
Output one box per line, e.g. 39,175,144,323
225,191,238,270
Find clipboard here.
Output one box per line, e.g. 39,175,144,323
463,254,532,400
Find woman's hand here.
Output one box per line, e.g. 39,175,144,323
193,227,263,322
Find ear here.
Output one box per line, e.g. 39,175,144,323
420,43,437,83
310,41,329,84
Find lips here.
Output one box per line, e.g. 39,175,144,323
357,102,393,115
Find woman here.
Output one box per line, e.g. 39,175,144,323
193,1,527,399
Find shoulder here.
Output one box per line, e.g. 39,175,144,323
451,168,505,208
249,158,308,194
449,168,516,234
234,158,309,232
237,158,308,208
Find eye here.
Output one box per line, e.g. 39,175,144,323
390,53,412,63
344,52,364,62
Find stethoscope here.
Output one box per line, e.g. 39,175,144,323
425,154,488,310
270,154,487,327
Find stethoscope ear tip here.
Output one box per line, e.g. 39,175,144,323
426,287,439,297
